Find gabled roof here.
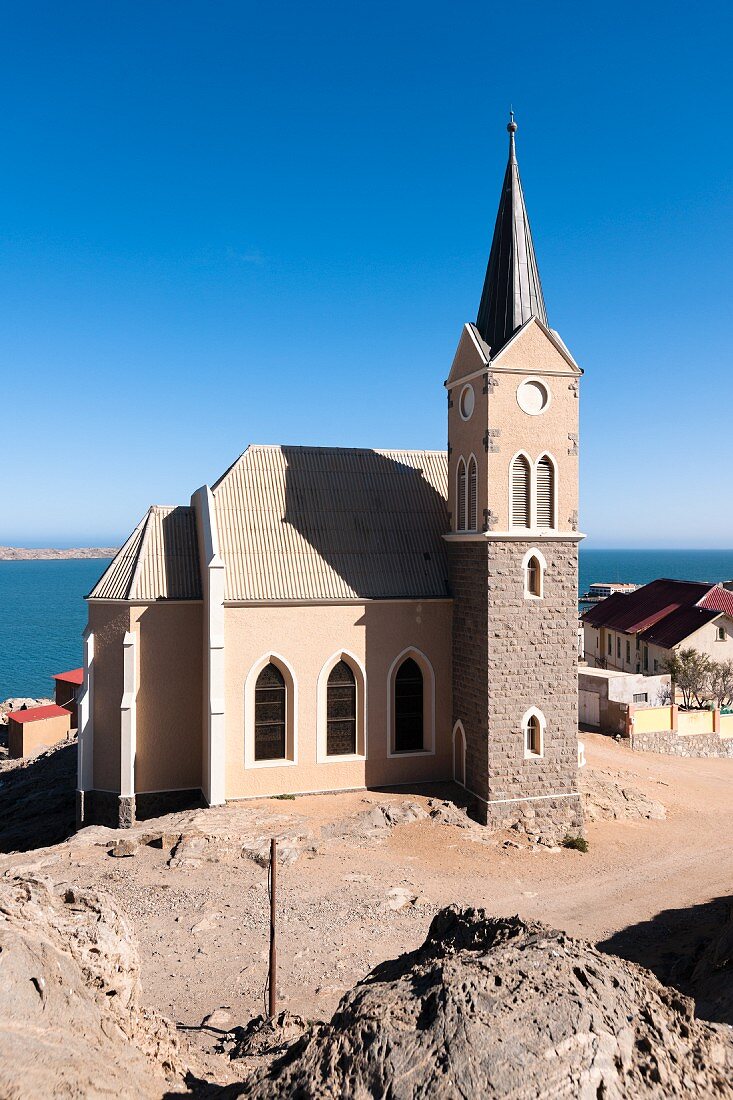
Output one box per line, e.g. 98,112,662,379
699,585,733,617
476,115,547,356
212,445,449,601
638,606,719,649
582,578,713,634
88,505,201,600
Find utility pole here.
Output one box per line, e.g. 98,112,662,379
269,837,277,1018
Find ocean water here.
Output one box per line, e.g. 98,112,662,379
2,550,733,701
0,559,110,700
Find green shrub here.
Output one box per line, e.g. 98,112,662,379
562,834,589,853
273,793,296,800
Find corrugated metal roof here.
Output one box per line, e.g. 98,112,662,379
639,606,719,649
582,579,712,634
88,506,201,601
213,445,449,601
52,668,83,685
698,585,733,617
8,704,70,723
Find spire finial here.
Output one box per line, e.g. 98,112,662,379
507,107,517,134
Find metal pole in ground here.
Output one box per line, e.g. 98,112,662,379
269,837,277,1018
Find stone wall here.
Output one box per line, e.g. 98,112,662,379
449,542,489,799
449,538,582,840
631,730,733,758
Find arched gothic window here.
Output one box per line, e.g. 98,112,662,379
254,663,286,761
522,707,545,759
456,458,467,532
536,456,555,528
527,555,541,597
467,456,478,531
326,660,356,756
511,454,531,528
394,658,424,753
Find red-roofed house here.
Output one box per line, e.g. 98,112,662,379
53,668,83,728
7,704,71,759
582,579,733,675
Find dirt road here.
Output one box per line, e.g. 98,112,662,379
2,733,731,1086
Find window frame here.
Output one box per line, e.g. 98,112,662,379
316,650,367,764
534,453,557,530
522,547,546,600
387,647,436,758
456,456,467,532
452,720,467,787
522,706,546,759
509,451,532,529
244,653,298,769
467,454,478,532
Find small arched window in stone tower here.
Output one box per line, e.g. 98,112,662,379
394,658,424,753
456,457,467,531
254,662,286,761
326,660,357,756
536,456,555,528
527,555,541,597
522,707,545,759
467,456,478,531
511,454,531,528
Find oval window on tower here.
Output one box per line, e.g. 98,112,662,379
516,379,549,416
459,384,475,420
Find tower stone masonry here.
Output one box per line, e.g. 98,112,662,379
446,115,584,841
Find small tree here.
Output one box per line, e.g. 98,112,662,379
662,648,712,709
708,659,733,710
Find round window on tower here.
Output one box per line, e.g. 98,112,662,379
459,384,475,421
516,378,550,416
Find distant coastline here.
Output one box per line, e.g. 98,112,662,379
0,547,117,561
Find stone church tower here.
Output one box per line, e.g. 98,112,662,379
446,115,584,839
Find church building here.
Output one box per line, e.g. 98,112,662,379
77,116,584,839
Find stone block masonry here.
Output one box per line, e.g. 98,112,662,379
631,729,733,758
449,539,582,841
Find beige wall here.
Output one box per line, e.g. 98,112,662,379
586,616,733,679
222,599,453,798
89,601,131,791
486,322,579,532
8,711,70,758
447,320,579,535
130,602,204,793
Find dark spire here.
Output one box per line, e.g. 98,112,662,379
475,113,548,354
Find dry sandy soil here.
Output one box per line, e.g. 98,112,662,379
1,733,731,1092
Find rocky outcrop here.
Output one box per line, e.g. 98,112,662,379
0,739,77,853
0,876,183,1099
243,906,732,1098
581,771,666,822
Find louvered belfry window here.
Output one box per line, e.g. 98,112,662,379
456,458,467,531
254,663,286,761
394,658,424,752
326,660,356,756
467,457,478,531
536,457,554,528
511,455,530,527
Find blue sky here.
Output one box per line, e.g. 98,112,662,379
1,1,731,547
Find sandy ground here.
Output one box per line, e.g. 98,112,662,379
2,733,732,1090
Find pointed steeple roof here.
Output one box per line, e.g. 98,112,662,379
475,113,548,355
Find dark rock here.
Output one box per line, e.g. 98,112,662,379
240,905,732,1098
